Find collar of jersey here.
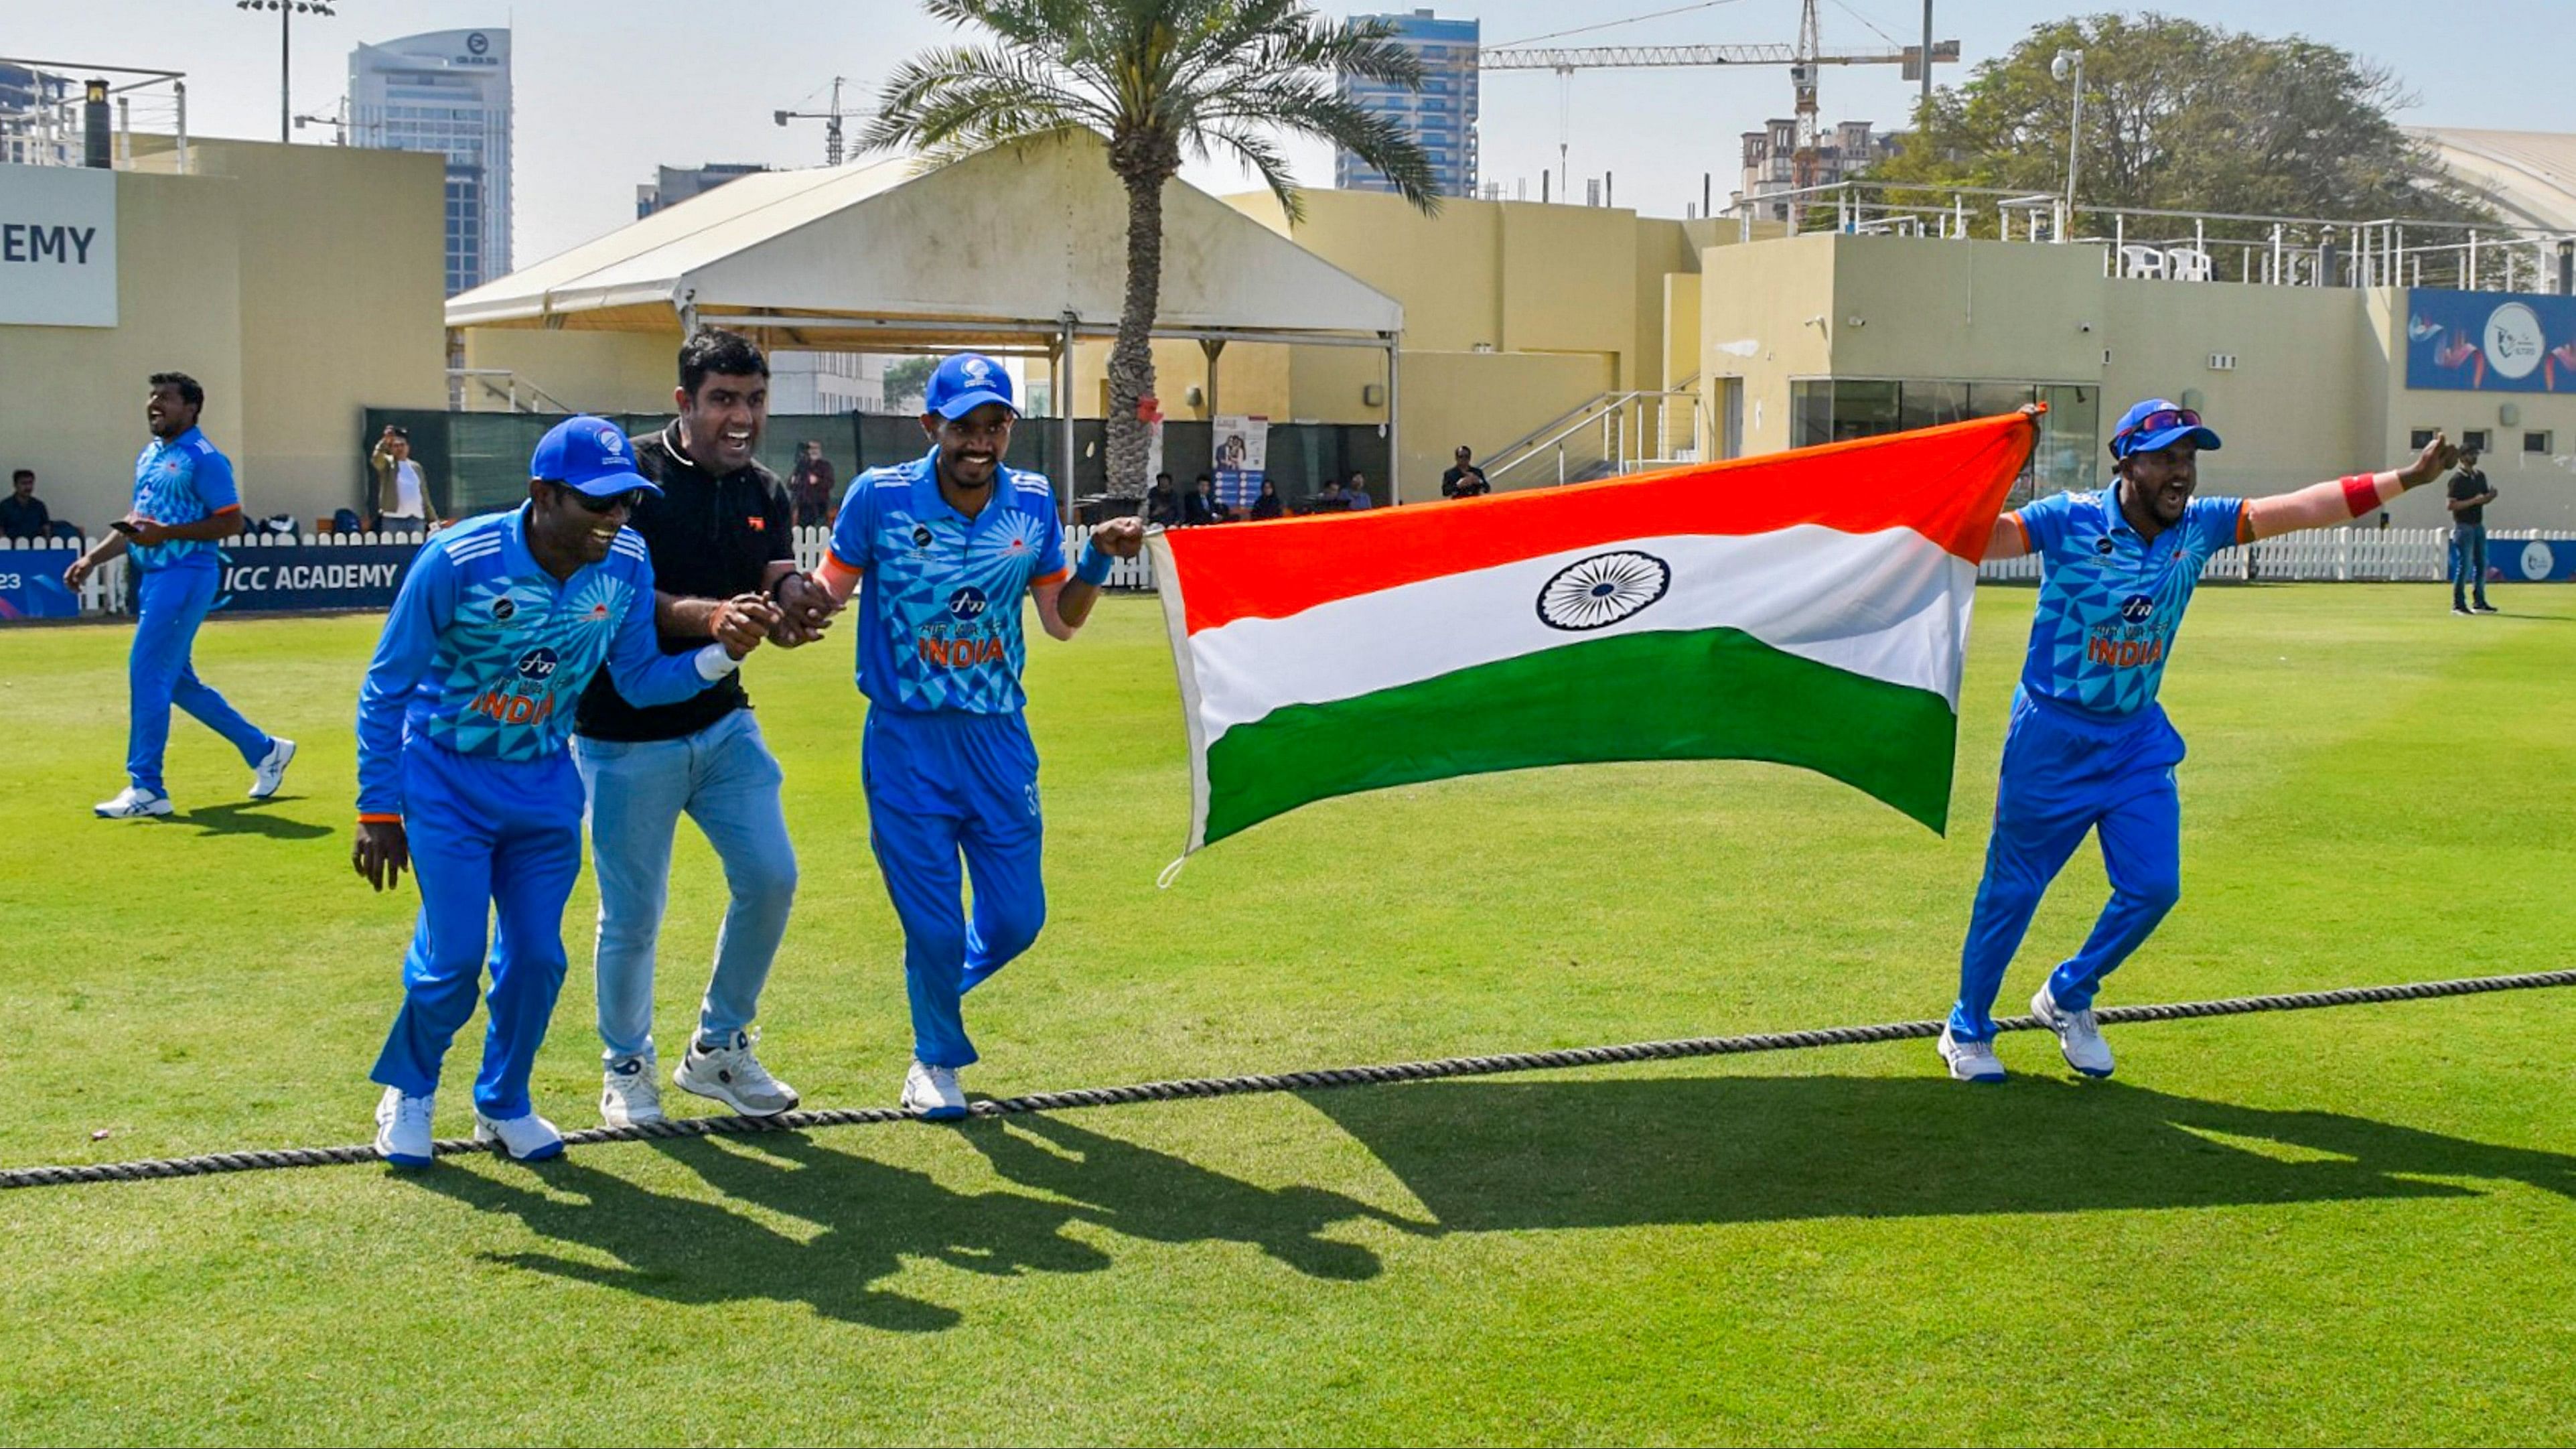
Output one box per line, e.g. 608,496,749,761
2098,485,2143,545
906,447,1011,534
501,502,571,590
147,426,204,458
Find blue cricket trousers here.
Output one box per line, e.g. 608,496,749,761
575,709,798,1064
370,740,586,1119
1950,689,2186,1042
862,707,1046,1070
127,564,271,795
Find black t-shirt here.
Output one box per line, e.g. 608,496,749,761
0,494,48,539
1442,465,1490,498
575,425,794,742
2447,468,2492,527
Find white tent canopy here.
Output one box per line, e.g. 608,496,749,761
446,127,1404,349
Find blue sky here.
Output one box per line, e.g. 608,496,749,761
13,0,2570,266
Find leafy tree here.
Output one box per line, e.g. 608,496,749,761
865,0,1441,494
883,354,939,411
1865,13,2493,238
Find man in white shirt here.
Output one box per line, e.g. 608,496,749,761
371,425,429,531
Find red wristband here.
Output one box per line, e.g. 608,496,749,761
2340,474,2381,518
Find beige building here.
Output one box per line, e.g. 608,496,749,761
0,137,449,535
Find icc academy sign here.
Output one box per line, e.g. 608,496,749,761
0,164,116,328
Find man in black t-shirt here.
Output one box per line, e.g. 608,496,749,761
2445,448,2497,614
1441,445,1490,499
1,469,50,539
573,328,835,1128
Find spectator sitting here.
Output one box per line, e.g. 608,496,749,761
1442,445,1492,498
1345,471,1376,510
1313,479,1350,512
368,425,428,532
1249,478,1284,521
1185,473,1222,525
788,439,837,528
1,468,52,540
1146,472,1182,527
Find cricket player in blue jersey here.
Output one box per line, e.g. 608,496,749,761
352,416,773,1166
1938,400,2459,1083
809,354,1144,1118
64,372,295,818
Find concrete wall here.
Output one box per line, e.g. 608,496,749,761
459,326,684,414
0,139,445,533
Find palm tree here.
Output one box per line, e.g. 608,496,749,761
865,0,1442,495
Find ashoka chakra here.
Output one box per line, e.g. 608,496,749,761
1536,550,1672,631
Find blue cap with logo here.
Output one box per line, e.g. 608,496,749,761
2109,397,2224,460
530,415,657,497
925,352,1017,420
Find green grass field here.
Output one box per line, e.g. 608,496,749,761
1,585,2572,1446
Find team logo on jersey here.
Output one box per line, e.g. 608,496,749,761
2119,594,2154,622
2094,537,2116,556
490,598,516,622
514,646,561,681
912,524,935,549
947,585,989,620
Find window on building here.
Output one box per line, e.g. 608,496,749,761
2525,431,2553,455
1791,378,2098,497
2461,429,2490,453
2411,428,2439,452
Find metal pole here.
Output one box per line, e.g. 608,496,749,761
279,3,291,145
1920,0,1934,117
1059,312,1078,523
2066,54,2082,220
1385,331,1402,505
174,80,187,171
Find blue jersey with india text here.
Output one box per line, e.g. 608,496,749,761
2011,488,2248,718
129,426,240,571
827,449,1069,715
355,508,723,816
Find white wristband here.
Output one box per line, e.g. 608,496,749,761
693,643,741,681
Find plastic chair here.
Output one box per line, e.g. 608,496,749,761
2165,247,2215,282
2119,245,2167,279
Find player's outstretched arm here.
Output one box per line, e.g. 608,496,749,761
2243,433,2459,541
1035,518,1145,640
605,561,765,707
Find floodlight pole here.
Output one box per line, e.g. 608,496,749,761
2054,48,2085,234
1920,0,1934,116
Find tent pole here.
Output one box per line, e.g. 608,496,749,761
1385,331,1403,506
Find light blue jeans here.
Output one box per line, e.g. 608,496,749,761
573,709,798,1064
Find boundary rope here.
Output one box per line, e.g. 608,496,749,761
7,967,2570,1190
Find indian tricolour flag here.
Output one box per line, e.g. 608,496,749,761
1146,411,2037,854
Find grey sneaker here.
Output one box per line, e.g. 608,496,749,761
599,1052,664,1127
673,1030,799,1117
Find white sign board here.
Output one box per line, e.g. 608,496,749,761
0,165,117,327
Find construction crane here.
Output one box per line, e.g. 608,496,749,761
1484,0,1958,212
774,76,868,167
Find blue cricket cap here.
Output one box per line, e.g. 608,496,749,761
924,352,1017,420
2110,397,2223,460
530,415,657,497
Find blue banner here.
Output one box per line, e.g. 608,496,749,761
212,542,421,613
2498,538,2576,583
0,547,82,620
2405,289,2576,393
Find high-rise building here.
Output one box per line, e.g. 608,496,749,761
1337,9,1477,199
636,163,771,219
348,28,512,295
1735,119,1898,220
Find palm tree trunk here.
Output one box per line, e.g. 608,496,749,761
1106,162,1169,499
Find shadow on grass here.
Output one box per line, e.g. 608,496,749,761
1303,1075,2576,1231
411,1114,1419,1330
176,801,331,840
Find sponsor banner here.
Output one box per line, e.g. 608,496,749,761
213,543,422,612
1212,415,1269,511
0,548,83,620
0,165,116,328
2503,538,2576,582
2405,289,2576,393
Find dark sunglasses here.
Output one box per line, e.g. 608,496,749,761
551,482,644,514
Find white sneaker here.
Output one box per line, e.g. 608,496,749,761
374,1086,436,1168
94,786,173,819
473,1109,566,1162
599,1053,664,1127
900,1060,969,1121
1937,1025,2007,1083
674,1030,799,1117
248,738,297,800
2033,983,2115,1078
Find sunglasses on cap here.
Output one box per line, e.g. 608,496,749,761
549,481,645,514
2118,407,2202,439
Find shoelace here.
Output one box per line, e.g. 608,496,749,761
701,1033,783,1093
2065,1009,2102,1042
397,1095,433,1131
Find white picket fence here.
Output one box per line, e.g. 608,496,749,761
13,523,2565,620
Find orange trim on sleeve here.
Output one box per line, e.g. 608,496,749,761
210,503,242,515
2009,512,2031,553
2234,499,2255,546
818,553,865,587
356,813,402,823
1031,566,1072,589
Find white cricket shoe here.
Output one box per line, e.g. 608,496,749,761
674,1030,799,1117
599,1053,664,1127
94,786,173,819
473,1109,566,1162
375,1086,436,1168
1937,1025,2007,1083
900,1060,969,1121
2032,983,2115,1078
248,738,297,800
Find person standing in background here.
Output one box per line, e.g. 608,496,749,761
789,439,837,529
2445,447,2497,616
64,372,295,819
1442,445,1491,499
370,425,429,532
